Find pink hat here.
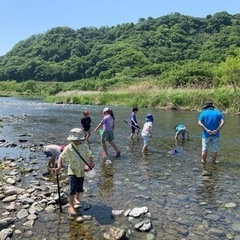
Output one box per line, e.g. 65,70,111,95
103,107,110,113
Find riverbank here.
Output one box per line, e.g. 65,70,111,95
46,87,238,114
1,82,239,114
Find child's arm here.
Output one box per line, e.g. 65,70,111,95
55,157,63,174
94,122,102,132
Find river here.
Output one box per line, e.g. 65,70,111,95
0,97,240,240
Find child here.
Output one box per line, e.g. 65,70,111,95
129,107,140,139
174,124,190,140
94,107,121,158
43,144,65,168
141,114,154,154
81,110,92,143
55,128,94,216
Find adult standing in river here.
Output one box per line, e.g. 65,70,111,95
198,102,225,164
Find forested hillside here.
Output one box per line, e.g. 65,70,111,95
0,11,240,89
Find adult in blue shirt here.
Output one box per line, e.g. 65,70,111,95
198,102,225,164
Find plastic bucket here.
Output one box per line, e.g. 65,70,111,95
85,165,96,178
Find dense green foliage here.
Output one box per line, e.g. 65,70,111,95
0,11,240,89
0,11,240,113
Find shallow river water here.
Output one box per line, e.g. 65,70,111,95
0,97,240,240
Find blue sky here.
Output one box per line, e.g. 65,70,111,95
0,0,239,56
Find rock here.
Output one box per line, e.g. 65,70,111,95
208,228,225,237
232,223,240,233
225,202,237,208
124,209,131,217
0,227,14,240
129,206,148,217
76,216,84,222
112,210,124,217
17,209,29,220
103,227,126,240
2,195,17,203
6,178,16,185
134,219,152,232
23,219,35,228
0,218,14,231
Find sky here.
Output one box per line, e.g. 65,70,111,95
0,0,240,56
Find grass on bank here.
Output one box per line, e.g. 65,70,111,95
0,80,239,114
46,85,239,114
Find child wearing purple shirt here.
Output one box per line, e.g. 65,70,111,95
94,107,121,158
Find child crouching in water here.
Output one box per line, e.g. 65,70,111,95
55,128,94,216
141,114,154,154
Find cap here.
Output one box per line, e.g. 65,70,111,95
202,102,215,110
103,107,111,113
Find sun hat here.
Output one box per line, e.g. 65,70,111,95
103,107,111,113
67,128,84,141
146,114,154,122
202,102,215,110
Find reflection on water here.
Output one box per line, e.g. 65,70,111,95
1,97,240,239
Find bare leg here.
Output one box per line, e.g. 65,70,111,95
211,152,218,163
85,131,90,143
129,133,133,139
48,156,55,168
69,195,77,215
74,192,81,203
109,140,121,157
142,145,148,154
102,140,108,155
109,140,119,152
201,151,207,163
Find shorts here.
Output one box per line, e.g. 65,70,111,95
44,150,53,158
131,125,140,134
68,175,84,195
142,134,150,146
83,126,91,132
102,130,114,141
202,137,219,153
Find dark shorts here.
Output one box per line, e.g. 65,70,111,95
68,175,84,195
44,150,54,158
131,125,140,134
83,125,91,132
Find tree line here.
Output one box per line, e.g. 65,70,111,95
0,11,240,91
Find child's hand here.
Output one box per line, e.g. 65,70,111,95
55,167,61,175
89,162,95,168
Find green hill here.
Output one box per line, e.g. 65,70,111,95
0,11,240,88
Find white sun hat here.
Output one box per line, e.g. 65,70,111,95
67,128,84,141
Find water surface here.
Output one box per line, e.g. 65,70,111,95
0,97,240,239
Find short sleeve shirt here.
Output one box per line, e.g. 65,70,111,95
101,115,114,131
59,143,92,177
198,109,224,138
43,145,62,156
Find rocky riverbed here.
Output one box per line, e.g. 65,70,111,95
0,141,157,240
1,99,240,240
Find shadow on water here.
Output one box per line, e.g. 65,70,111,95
80,202,114,225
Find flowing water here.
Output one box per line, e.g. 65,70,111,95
0,97,240,239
